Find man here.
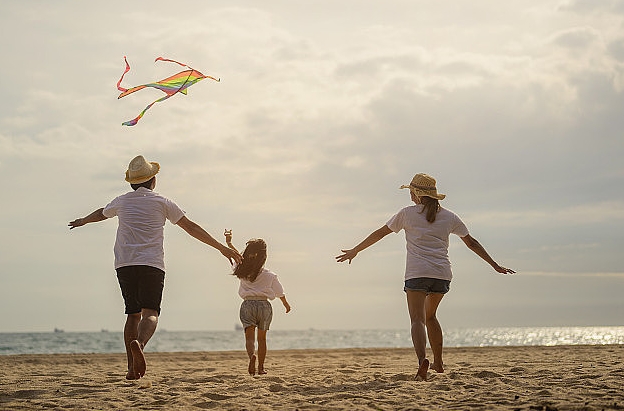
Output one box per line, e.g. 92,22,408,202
69,155,241,380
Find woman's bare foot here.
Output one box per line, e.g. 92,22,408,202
130,340,146,378
431,362,444,373
248,354,257,375
258,366,267,375
416,358,429,381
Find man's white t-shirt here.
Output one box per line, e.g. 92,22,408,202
102,187,185,271
386,205,469,281
238,268,285,300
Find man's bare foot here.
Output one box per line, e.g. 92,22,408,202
431,362,444,373
130,340,146,378
126,369,139,380
416,358,429,381
258,366,267,375
248,354,257,375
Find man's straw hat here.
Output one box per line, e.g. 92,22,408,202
125,155,160,184
400,173,446,200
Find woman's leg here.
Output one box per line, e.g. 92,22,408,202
257,329,268,374
244,326,257,375
425,293,445,372
406,290,428,364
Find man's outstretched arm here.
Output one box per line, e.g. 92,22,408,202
176,216,242,265
68,208,108,229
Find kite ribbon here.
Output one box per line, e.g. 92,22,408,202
122,95,171,126
116,56,131,93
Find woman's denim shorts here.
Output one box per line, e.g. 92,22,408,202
404,277,451,294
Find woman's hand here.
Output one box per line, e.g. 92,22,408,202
335,248,358,264
493,264,515,274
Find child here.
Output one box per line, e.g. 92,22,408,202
224,230,291,375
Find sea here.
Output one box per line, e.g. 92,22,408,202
1,326,623,355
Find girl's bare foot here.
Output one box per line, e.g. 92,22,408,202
431,362,444,373
248,354,257,375
258,366,267,375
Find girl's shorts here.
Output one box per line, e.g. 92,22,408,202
240,300,273,330
404,277,451,294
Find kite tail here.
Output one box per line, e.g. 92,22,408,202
118,84,148,99
122,95,171,126
117,56,131,93
155,56,191,68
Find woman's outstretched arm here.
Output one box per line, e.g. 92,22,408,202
335,225,393,264
461,234,515,274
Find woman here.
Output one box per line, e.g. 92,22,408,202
335,173,514,381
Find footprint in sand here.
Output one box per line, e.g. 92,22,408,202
474,370,503,379
11,389,48,399
203,393,236,400
268,384,285,392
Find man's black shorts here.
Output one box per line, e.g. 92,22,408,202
116,265,165,315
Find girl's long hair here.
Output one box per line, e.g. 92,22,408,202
233,239,267,282
420,196,440,223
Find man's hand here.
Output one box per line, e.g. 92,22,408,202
221,245,242,265
68,218,85,230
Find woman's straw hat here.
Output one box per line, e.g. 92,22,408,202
125,155,160,184
400,173,446,200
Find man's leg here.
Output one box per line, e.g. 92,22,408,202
257,329,268,375
130,308,158,378
245,326,257,375
124,313,141,380
425,293,445,373
137,308,159,347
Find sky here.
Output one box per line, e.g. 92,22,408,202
0,0,623,333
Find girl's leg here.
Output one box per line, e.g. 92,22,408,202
244,326,257,375
425,293,445,372
257,329,268,374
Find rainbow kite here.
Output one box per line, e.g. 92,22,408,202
116,56,219,126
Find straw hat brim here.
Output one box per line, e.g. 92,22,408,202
400,185,446,200
125,162,160,184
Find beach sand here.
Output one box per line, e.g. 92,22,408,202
1,345,622,410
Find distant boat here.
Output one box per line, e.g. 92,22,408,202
54,328,64,333
100,329,109,333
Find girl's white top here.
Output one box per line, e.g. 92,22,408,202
386,205,469,281
238,268,285,300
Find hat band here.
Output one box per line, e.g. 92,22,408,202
411,184,437,191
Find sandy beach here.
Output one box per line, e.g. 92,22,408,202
1,345,622,410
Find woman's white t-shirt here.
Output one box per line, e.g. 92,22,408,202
386,205,469,281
